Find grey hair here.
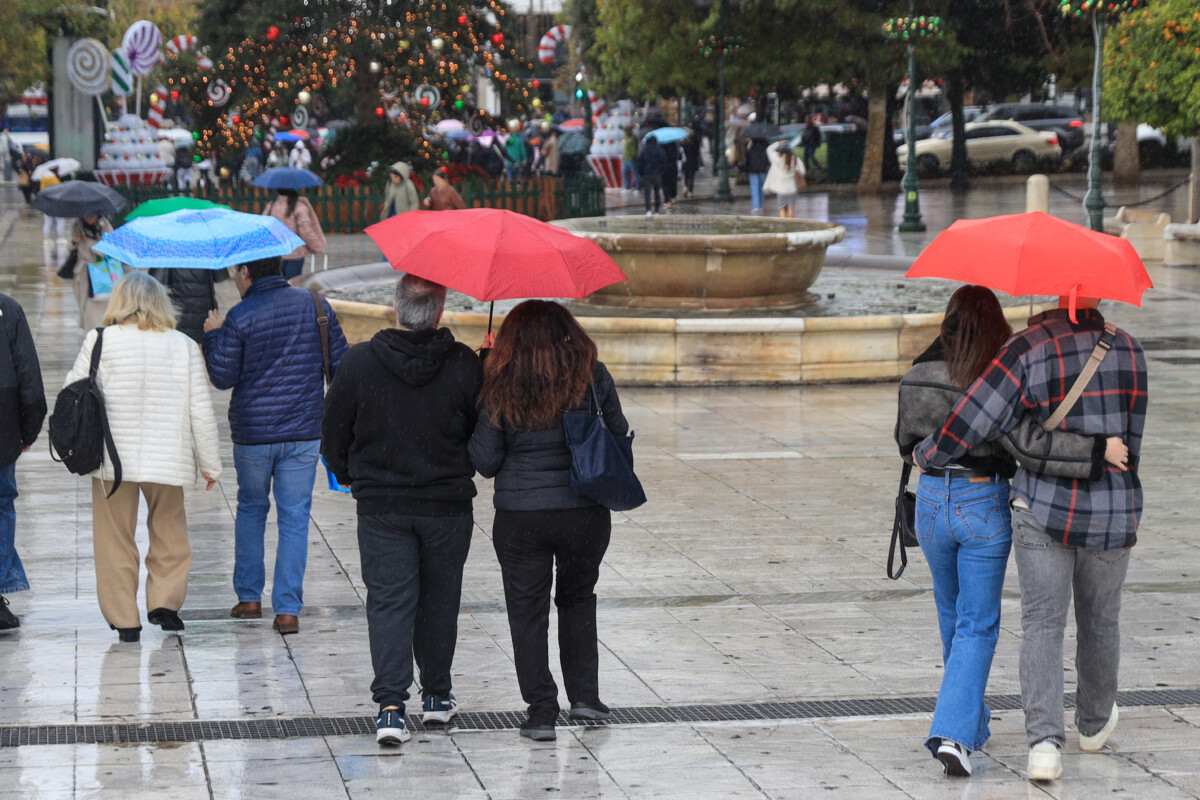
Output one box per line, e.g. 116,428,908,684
393,274,447,330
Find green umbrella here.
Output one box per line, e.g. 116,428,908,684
123,197,229,221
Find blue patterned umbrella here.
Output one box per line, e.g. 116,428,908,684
251,167,323,190
93,208,305,270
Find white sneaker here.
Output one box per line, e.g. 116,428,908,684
375,708,410,746
936,740,972,777
1027,741,1062,782
1080,703,1118,752
421,693,459,724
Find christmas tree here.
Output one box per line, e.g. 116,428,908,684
169,0,536,161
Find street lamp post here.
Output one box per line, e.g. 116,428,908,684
885,5,941,233
696,0,743,204
1056,0,1140,231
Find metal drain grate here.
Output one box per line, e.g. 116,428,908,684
4,689,1200,747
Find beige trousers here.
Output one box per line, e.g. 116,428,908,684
91,479,191,629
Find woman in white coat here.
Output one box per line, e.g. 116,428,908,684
63,273,221,642
764,141,806,218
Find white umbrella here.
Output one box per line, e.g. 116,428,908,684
32,157,82,181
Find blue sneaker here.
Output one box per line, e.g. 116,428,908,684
422,693,459,724
376,708,410,746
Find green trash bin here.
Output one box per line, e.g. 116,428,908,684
824,125,866,183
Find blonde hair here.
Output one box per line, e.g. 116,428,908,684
102,271,178,331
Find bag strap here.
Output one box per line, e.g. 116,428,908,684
308,288,331,386
88,326,104,380
1042,322,1118,432
88,328,122,499
887,462,913,580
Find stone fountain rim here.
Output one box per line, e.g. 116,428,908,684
552,215,847,250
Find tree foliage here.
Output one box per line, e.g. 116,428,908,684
1105,1,1200,136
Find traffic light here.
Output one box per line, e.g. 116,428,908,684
575,87,584,100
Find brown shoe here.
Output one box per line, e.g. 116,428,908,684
273,614,299,635
230,602,262,619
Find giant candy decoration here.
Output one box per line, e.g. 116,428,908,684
95,114,171,186
110,48,133,97
66,38,110,95
122,20,163,76
538,25,572,65
165,35,213,70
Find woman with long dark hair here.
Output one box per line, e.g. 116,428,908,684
896,285,1127,777
469,301,627,742
262,189,326,281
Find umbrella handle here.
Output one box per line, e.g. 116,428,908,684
487,301,494,334
1068,284,1079,324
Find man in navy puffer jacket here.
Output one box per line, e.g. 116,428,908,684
203,256,348,635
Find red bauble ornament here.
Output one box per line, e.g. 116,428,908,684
267,26,280,42
169,90,180,101
278,115,290,128
375,106,385,117
420,96,430,107
491,33,504,46
531,79,540,89
232,114,242,124
457,14,468,25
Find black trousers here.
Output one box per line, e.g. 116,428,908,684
642,174,663,212
358,511,472,712
492,506,611,724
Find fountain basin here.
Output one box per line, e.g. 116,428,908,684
309,264,1041,386
551,215,845,310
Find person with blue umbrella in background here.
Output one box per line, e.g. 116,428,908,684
254,167,327,281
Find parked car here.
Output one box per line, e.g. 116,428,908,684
896,120,1062,174
972,103,1084,153
893,107,983,144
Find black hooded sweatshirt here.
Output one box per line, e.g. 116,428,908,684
320,326,482,515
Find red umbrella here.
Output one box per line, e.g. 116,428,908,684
364,209,627,329
906,212,1153,320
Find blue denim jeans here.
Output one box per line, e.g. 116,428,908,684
915,473,1012,755
233,440,320,615
749,172,766,210
622,160,640,191
0,463,29,594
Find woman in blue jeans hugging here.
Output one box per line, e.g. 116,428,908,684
896,286,1127,777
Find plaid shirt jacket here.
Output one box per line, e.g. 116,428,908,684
914,308,1147,550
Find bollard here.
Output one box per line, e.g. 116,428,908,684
1026,174,1050,214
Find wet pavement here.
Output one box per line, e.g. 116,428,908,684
4,178,1200,798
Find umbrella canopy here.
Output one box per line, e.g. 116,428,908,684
364,209,627,302
741,122,783,140
285,128,310,140
558,131,590,156
643,126,689,144
273,131,303,143
30,181,126,218
906,212,1153,314
94,208,304,270
444,129,472,140
123,197,228,221
31,157,82,181
251,167,323,190
559,118,585,130
435,119,465,132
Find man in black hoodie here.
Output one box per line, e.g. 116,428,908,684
321,274,482,747
0,292,46,630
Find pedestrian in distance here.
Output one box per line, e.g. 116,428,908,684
203,256,349,636
661,141,680,207
39,168,67,243
636,135,667,216
70,215,115,331
469,300,628,742
764,142,805,218
800,117,822,172
379,161,420,221
149,266,220,345
744,135,771,213
681,127,701,198
914,294,1147,782
540,129,561,175
621,127,640,192
261,190,327,282
0,292,47,631
322,275,484,747
504,131,528,182
16,153,36,205
896,285,1129,778
288,140,312,170
422,167,467,211
63,273,221,643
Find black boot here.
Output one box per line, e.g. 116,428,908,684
147,608,184,631
0,596,19,630
114,626,141,642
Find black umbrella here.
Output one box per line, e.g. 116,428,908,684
741,122,783,140
558,131,591,156
31,181,127,218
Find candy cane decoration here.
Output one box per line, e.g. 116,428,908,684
147,84,167,129
538,25,572,66
588,90,607,119
164,34,213,70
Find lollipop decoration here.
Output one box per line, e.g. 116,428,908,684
414,84,441,111
207,79,232,107
122,20,163,75
67,39,110,95
291,104,310,129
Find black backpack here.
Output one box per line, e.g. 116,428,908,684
49,327,121,497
